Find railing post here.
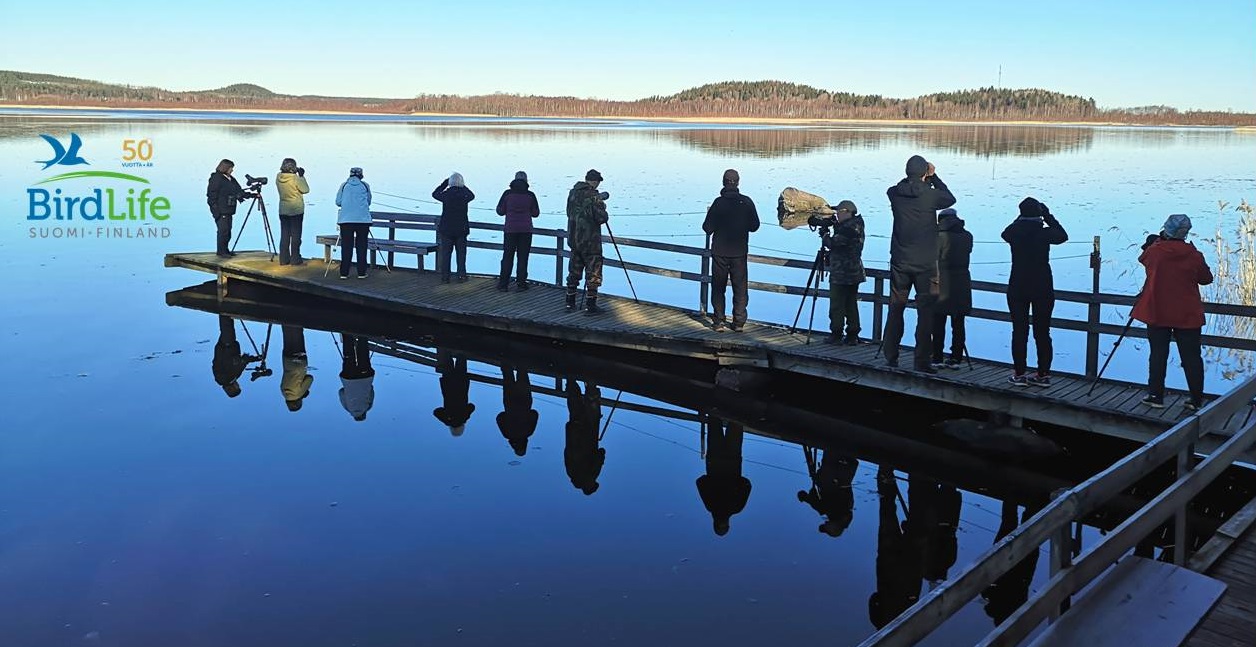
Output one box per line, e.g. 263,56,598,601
872,275,885,342
699,235,711,317
1173,443,1194,565
388,217,397,269
1048,489,1073,622
1085,235,1102,378
555,231,565,287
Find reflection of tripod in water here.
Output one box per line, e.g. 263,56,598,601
240,321,274,381
230,186,277,261
789,231,829,345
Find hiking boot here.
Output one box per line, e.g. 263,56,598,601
1140,394,1164,408
585,297,601,314
497,283,509,292
884,356,899,368
712,321,727,332
565,292,577,311
1027,373,1051,387
825,334,842,345
1008,374,1030,387
1183,399,1203,413
843,334,860,346
516,282,530,292
729,323,744,333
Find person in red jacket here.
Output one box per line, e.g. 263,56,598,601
1131,214,1213,410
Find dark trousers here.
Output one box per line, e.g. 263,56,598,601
340,334,374,379
1148,326,1204,400
931,313,967,362
339,223,370,277
279,214,304,264
213,211,233,254
1008,293,1054,375
499,232,532,286
439,234,468,280
883,266,936,367
711,255,749,326
829,282,861,338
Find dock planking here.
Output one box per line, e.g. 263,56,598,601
1186,525,1256,647
165,251,1254,455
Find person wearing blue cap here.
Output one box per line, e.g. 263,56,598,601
1132,214,1213,411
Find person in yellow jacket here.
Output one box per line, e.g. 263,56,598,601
276,158,311,265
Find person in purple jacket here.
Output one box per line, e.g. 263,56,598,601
495,171,541,291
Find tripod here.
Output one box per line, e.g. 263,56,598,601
789,233,829,345
230,189,277,261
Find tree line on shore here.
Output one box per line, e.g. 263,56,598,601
3,72,1252,126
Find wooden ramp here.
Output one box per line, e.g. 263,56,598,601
164,251,1253,453
1186,516,1256,647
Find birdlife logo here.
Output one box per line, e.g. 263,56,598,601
26,132,173,239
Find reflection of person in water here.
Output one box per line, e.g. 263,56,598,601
911,474,962,587
564,379,605,495
212,315,249,398
338,334,375,422
982,500,1042,625
798,449,859,537
496,366,538,456
433,350,475,436
696,415,752,537
869,466,923,630
280,325,313,411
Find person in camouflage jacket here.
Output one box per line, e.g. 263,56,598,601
565,169,610,313
823,200,866,345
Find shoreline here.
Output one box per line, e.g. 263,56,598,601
0,104,1246,129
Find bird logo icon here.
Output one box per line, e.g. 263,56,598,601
36,133,90,170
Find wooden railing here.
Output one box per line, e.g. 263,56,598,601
367,211,1256,378
857,375,1256,646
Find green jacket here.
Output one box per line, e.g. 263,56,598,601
276,172,310,216
565,181,608,255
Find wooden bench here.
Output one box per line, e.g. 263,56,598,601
319,211,440,272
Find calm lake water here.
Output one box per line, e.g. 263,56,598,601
1,111,1253,646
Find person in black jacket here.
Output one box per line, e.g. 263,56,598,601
433,172,476,284
701,169,761,332
823,200,866,345
932,208,974,368
1002,198,1069,386
884,155,956,372
697,415,752,536
206,158,247,257
496,366,539,456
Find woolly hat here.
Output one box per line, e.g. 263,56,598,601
349,167,364,178
514,171,527,182
1163,213,1192,240
905,155,929,177
834,200,858,215
938,207,958,219
585,169,603,182
1019,197,1043,217
722,169,740,186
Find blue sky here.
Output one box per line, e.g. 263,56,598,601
5,0,1254,111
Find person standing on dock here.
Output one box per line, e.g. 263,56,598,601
335,167,373,279
496,171,541,291
280,326,313,412
702,169,761,332
1132,214,1213,411
884,155,956,373
1002,197,1068,386
564,379,605,495
931,208,973,368
697,416,752,536
823,200,865,345
206,159,246,258
275,158,310,266
565,169,610,313
433,172,476,284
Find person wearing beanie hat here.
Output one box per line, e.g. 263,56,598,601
1131,214,1212,410
565,170,610,313
702,168,761,332
279,326,313,411
338,334,375,422
496,367,539,456
495,171,541,291
212,315,251,398
695,417,752,537
433,172,476,283
432,350,476,432
564,380,606,496
823,199,866,345
335,166,373,279
1002,197,1069,386
884,154,957,372
931,208,974,368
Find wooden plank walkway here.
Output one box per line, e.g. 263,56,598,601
1186,525,1256,647
164,251,1252,454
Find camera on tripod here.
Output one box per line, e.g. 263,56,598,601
229,174,277,259
241,174,267,198
807,213,837,234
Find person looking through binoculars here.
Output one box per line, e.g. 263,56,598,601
275,158,310,265
821,200,865,345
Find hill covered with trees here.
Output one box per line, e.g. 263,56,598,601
1,71,1250,126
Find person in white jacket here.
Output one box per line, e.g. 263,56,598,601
338,334,375,422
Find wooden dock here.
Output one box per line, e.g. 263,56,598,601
164,250,1252,455
1186,502,1256,647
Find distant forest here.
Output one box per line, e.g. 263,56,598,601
3,72,1253,126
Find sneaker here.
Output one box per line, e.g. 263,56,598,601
1027,374,1052,387
729,324,744,333
339,275,349,280
1008,374,1030,386
1183,399,1202,413
944,358,963,369
1141,394,1165,409
930,360,946,370
358,273,368,279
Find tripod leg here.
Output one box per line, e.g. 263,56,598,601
805,275,821,345
230,199,257,252
791,247,825,334
258,197,276,261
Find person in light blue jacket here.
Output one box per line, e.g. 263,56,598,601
335,167,373,279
